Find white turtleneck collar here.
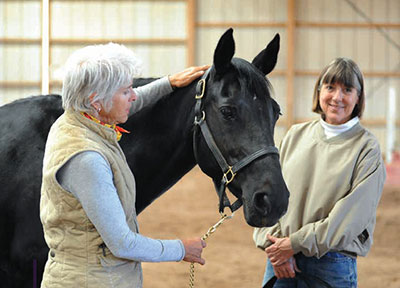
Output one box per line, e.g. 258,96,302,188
320,117,359,139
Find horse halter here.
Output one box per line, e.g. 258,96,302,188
192,69,280,213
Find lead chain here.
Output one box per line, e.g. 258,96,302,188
188,212,234,288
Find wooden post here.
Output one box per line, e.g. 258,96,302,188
186,0,196,66
41,0,50,94
286,0,295,130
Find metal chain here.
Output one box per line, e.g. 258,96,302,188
188,212,234,288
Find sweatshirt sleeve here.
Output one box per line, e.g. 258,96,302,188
56,151,185,262
253,223,282,250
290,145,386,258
130,76,173,115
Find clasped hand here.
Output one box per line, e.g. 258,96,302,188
265,234,299,279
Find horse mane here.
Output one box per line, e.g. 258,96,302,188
231,58,281,116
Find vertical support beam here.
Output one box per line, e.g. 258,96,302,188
286,0,295,129
186,0,196,66
41,0,50,94
386,87,396,163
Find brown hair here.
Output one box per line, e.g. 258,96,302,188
312,57,365,119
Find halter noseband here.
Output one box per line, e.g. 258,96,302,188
193,69,280,213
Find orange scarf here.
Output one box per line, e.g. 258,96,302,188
81,112,130,141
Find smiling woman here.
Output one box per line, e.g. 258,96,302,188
254,57,385,288
312,58,365,125
319,82,359,125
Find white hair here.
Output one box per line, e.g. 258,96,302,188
62,42,142,113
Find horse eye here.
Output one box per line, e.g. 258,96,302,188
219,106,236,120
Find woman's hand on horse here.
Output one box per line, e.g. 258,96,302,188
265,234,294,266
182,237,207,265
168,65,210,89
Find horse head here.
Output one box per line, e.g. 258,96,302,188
194,28,289,227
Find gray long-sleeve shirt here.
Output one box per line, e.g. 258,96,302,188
57,77,186,262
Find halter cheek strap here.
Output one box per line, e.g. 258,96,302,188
193,69,279,213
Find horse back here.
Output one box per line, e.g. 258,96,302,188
0,95,63,193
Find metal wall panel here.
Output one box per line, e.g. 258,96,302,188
293,76,315,119
1,45,40,82
49,0,187,88
198,0,287,22
0,1,41,38
297,0,399,23
197,28,286,69
0,1,41,105
293,0,400,149
0,87,41,106
195,0,288,147
51,1,186,39
296,28,400,71
1,0,188,105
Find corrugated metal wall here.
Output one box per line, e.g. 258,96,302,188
292,0,400,150
1,0,399,149
0,0,188,103
49,0,187,81
0,1,42,102
196,0,288,140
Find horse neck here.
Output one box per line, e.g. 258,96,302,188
121,83,198,213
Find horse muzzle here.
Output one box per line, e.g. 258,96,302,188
244,188,289,227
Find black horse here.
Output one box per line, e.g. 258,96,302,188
0,28,289,287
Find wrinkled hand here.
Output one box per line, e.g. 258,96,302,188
182,237,207,265
265,234,294,266
168,65,210,88
272,257,299,279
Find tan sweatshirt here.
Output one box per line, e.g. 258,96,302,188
253,120,386,258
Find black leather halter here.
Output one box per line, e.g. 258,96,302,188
193,69,279,213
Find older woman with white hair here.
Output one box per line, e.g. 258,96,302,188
40,42,209,287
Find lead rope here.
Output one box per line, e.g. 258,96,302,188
188,212,234,288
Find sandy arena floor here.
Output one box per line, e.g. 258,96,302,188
138,166,400,288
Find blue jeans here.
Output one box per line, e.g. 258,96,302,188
262,252,357,288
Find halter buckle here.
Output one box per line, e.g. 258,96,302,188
195,79,206,99
223,166,236,184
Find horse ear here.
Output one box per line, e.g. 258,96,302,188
213,28,235,75
252,33,280,76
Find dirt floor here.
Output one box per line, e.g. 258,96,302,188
138,166,400,288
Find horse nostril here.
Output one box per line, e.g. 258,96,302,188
254,193,271,216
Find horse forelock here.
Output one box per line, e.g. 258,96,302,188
231,58,273,101
232,58,282,120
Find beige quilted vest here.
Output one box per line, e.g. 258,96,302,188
40,111,142,287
